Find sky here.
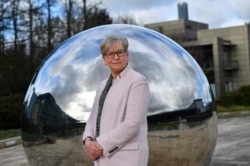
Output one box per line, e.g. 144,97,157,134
87,0,250,29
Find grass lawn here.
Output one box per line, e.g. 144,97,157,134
216,105,250,113
0,129,20,140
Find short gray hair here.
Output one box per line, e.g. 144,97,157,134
100,36,129,55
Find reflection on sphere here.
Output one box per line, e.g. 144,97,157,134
22,24,217,166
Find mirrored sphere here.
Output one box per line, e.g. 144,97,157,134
22,24,217,166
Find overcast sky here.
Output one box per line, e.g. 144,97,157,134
90,0,250,29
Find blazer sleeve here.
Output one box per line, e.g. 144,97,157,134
82,94,98,141
82,82,104,141
97,76,150,157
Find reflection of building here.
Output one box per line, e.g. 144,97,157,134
145,3,250,98
148,99,213,126
35,93,80,133
24,91,81,135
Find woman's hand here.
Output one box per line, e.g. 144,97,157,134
84,139,103,161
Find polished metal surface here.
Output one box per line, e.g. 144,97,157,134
22,24,217,165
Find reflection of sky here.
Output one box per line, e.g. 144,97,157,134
24,24,212,122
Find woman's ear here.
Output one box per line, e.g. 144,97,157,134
102,55,107,65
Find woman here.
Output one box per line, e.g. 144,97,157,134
82,35,150,166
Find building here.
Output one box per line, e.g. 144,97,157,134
178,2,188,20
145,14,250,98
145,19,208,42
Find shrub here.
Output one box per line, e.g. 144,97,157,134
0,94,24,129
217,85,250,106
236,85,250,105
216,91,237,106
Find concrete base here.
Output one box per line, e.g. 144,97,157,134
0,136,22,149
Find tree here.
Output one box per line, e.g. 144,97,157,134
46,0,54,52
62,0,112,36
11,0,21,56
112,14,139,25
65,0,73,38
0,0,115,129
0,0,12,55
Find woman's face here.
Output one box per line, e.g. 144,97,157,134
102,42,128,77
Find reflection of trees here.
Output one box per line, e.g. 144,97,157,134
22,92,85,143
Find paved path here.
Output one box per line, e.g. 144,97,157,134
0,144,29,166
1,116,250,166
210,116,250,165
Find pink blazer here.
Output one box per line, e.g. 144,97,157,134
83,65,150,166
